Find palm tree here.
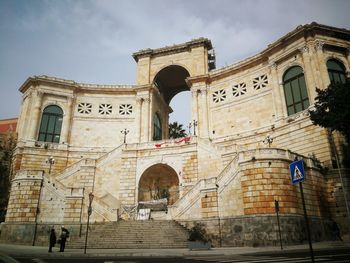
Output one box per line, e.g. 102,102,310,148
169,121,187,139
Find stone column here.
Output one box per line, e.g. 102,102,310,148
199,86,209,138
299,45,317,104
60,96,74,144
314,41,329,90
190,87,199,134
269,62,284,120
135,97,143,143
164,108,170,139
143,98,151,142
28,90,43,141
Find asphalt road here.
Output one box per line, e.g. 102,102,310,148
12,247,350,262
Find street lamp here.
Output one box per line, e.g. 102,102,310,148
120,128,130,144
189,120,198,136
47,156,55,174
84,192,94,254
263,134,274,148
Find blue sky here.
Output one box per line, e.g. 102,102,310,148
1,0,350,127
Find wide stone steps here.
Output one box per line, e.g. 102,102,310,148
67,220,189,249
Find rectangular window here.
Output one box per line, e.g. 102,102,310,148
303,99,310,109
46,134,53,142
39,115,49,133
38,133,46,142
287,106,295,115
295,103,302,113
55,118,63,134
53,135,60,143
291,79,301,102
285,84,293,106
47,116,56,133
299,76,308,99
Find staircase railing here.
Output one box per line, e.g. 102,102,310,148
169,153,240,219
92,199,119,222
96,144,124,167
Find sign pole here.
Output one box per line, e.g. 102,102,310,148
299,182,314,263
289,159,314,263
274,200,283,250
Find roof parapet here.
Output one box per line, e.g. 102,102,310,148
132,37,213,62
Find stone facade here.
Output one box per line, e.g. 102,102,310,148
1,22,350,246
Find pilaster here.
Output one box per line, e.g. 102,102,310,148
28,90,43,141
314,41,330,89
190,87,199,132
269,62,284,120
299,45,317,103
60,95,74,144
135,97,143,143
198,85,209,138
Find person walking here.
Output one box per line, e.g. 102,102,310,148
331,219,343,241
59,226,70,252
48,228,56,252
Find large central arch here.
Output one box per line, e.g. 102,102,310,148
153,65,190,104
138,163,179,205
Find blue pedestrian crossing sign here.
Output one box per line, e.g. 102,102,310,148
289,159,305,184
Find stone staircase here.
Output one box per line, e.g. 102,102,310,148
68,220,189,249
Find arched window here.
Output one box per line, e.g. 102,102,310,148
38,105,63,143
327,59,347,84
153,113,162,141
283,66,310,116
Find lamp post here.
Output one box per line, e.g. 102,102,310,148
47,156,55,174
84,192,94,254
120,128,130,144
189,120,198,136
263,134,274,148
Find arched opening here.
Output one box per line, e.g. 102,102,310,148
153,65,191,138
138,164,179,205
169,91,191,134
153,65,190,105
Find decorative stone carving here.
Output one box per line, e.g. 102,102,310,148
298,45,309,54
212,89,226,103
315,40,325,51
119,104,133,115
232,82,247,97
268,62,277,70
253,74,268,90
98,103,112,115
77,102,92,114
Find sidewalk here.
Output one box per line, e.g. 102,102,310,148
0,241,349,259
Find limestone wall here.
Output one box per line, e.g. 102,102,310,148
70,93,138,147
6,171,43,223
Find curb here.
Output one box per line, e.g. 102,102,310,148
0,253,20,263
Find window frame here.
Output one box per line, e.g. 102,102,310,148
327,59,347,84
283,66,310,116
38,105,63,143
153,112,162,141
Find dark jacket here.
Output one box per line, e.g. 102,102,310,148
49,229,56,246
60,227,70,240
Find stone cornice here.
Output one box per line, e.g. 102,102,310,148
190,22,350,84
19,75,137,94
132,37,213,62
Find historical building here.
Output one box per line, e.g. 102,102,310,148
1,22,350,247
